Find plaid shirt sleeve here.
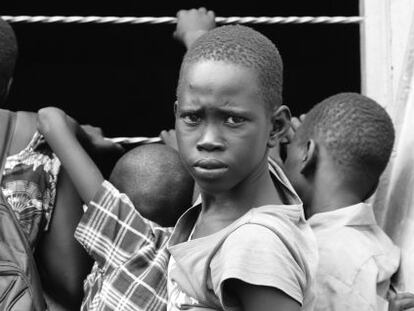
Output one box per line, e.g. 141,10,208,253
74,180,171,274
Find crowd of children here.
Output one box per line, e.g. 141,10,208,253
1,6,414,311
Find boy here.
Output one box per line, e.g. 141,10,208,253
39,24,318,311
76,141,194,310
283,92,401,310
108,143,194,227
166,23,318,310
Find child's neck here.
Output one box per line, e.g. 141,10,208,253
199,160,284,227
308,179,363,217
192,170,282,239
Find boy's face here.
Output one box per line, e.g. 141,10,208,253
175,60,273,193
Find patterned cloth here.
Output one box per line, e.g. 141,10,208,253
75,180,172,311
2,131,61,249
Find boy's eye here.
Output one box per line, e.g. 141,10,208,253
226,115,246,125
182,113,201,125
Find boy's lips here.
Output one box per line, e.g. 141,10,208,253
193,159,228,169
193,159,229,179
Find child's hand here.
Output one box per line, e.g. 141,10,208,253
281,114,305,144
292,114,306,129
270,113,306,165
37,107,76,135
160,129,178,151
173,7,216,49
388,292,414,311
81,124,124,154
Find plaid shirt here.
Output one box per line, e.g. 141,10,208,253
75,181,172,311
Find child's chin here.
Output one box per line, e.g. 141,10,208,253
196,178,233,194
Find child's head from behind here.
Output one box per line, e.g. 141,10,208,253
0,18,17,104
175,25,290,193
284,92,395,206
109,143,194,227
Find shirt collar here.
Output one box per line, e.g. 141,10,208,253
268,157,305,220
308,202,377,230
168,201,202,247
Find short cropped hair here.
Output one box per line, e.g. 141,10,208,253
109,143,194,227
177,25,283,110
296,92,395,183
0,17,17,91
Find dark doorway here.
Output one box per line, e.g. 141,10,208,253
3,0,360,137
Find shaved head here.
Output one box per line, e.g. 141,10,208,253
109,143,194,226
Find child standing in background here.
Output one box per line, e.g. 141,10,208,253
283,93,400,310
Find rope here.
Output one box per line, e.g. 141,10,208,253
106,137,162,144
2,15,363,25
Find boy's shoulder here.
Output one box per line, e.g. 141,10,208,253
317,227,375,269
316,219,400,286
312,203,398,258
227,203,318,271
215,205,318,306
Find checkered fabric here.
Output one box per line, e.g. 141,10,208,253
75,181,172,311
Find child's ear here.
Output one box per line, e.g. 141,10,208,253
301,139,317,176
267,105,291,148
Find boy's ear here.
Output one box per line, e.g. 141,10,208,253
267,105,291,148
301,139,317,176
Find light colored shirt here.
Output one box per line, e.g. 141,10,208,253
309,203,400,311
167,160,318,311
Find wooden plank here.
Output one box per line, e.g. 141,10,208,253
359,0,393,110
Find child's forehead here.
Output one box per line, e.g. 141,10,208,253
185,59,254,75
182,60,259,90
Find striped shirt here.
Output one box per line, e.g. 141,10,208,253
75,181,172,311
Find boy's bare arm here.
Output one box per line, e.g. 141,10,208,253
37,107,104,203
225,279,300,311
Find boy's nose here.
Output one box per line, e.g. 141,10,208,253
196,125,224,152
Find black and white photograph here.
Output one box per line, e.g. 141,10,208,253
0,1,413,310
